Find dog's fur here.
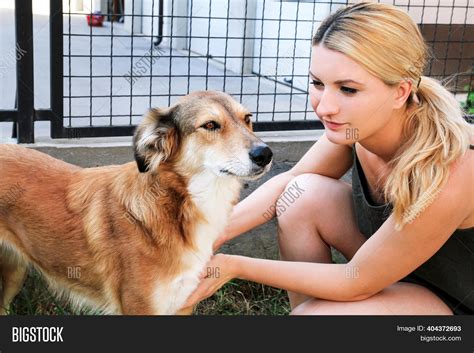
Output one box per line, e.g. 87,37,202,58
0,91,272,314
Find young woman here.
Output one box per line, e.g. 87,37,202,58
184,2,474,315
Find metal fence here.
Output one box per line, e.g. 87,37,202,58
0,0,472,143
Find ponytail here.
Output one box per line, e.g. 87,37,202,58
384,76,473,230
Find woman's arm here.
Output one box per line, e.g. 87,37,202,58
218,133,354,246
233,153,472,299
221,171,296,243
230,256,357,301
186,151,472,307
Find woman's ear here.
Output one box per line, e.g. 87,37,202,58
394,79,413,109
133,107,179,173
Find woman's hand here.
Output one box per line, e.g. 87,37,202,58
182,253,237,309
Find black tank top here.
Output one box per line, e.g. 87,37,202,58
351,143,474,313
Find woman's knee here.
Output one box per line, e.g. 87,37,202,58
276,173,348,223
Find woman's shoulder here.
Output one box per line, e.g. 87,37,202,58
450,141,473,176
457,136,474,164
448,140,474,198
455,144,474,228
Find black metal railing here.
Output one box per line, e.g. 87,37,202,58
0,0,34,143
0,0,472,143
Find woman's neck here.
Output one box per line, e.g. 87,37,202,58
359,109,407,163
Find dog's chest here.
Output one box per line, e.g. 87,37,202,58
153,172,241,314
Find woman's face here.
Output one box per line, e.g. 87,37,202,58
309,44,404,145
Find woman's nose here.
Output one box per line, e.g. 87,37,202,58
316,90,339,118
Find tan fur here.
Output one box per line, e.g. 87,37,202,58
0,91,272,314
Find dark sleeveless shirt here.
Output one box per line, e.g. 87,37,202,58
351,143,474,314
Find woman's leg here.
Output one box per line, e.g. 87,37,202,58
277,173,367,309
291,282,453,315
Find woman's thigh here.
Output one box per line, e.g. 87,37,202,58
291,282,453,315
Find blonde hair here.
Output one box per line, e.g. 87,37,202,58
313,2,473,230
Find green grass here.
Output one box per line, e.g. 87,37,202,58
8,249,347,315
195,279,290,315
8,270,97,315
8,269,290,315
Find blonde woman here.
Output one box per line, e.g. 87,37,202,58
183,2,473,315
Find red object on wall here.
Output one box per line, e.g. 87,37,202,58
87,12,105,27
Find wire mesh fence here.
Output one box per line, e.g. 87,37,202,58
61,0,473,131
0,0,472,142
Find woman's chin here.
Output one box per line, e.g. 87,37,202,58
325,129,356,145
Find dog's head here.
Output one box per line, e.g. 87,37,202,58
133,91,273,179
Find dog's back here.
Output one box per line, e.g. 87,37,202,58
0,145,80,227
0,144,200,314
0,144,79,174
0,145,118,311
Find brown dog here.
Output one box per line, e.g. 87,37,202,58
0,91,273,314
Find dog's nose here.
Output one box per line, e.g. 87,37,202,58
249,145,273,167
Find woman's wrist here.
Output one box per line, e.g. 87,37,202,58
223,212,240,241
224,254,244,279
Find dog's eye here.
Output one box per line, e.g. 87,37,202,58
244,115,252,125
202,121,220,130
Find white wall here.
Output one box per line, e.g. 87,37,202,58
64,0,106,13
185,0,257,74
252,0,342,91
142,0,158,36
124,0,143,34
140,0,188,49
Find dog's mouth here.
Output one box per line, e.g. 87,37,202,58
219,168,235,176
219,162,271,180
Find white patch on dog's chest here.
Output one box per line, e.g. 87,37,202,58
153,171,240,314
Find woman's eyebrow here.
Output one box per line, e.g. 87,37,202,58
309,71,363,86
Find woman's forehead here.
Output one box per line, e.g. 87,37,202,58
310,46,374,84
310,46,362,73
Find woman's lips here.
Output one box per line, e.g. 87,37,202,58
323,120,346,130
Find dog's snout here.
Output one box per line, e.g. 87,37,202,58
249,145,273,167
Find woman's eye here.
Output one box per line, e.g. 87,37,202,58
341,86,358,94
202,121,220,130
310,79,323,88
310,79,357,94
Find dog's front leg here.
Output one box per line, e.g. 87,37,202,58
0,247,28,315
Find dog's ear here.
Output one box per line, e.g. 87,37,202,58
133,107,179,173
